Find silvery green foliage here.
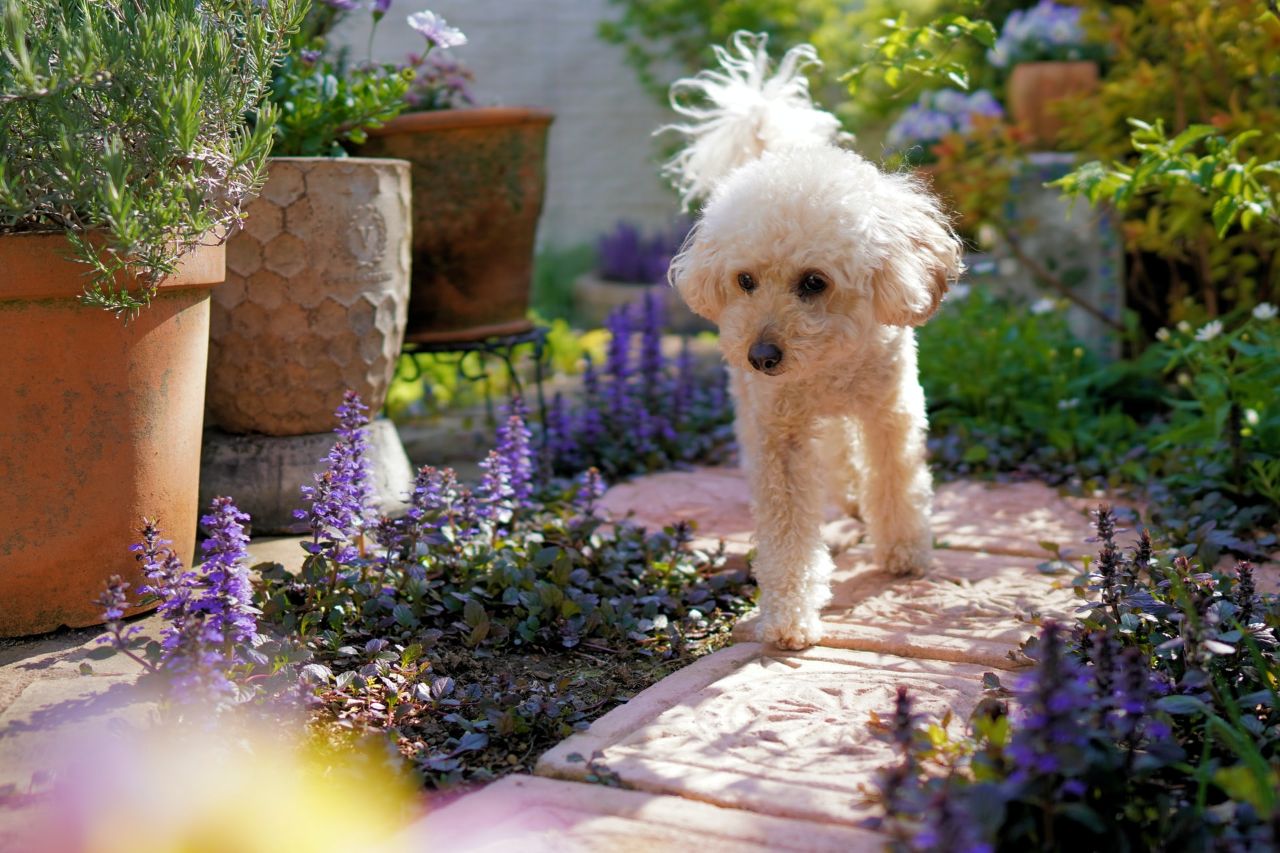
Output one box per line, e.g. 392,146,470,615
0,0,304,315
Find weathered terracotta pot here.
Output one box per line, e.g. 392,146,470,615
362,108,553,344
0,234,224,637
1007,61,1099,149
573,272,712,334
207,157,412,436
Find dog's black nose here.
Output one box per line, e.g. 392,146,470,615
748,342,784,373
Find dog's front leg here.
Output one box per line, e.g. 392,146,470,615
744,422,832,650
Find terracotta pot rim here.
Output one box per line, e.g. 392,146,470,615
368,107,555,136
266,155,412,168
0,232,225,302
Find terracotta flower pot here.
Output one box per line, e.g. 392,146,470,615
0,234,224,637
572,272,712,334
1007,61,1099,150
361,108,554,344
207,157,412,436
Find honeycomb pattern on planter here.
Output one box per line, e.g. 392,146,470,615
207,158,411,436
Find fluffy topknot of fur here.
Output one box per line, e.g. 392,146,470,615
660,31,845,209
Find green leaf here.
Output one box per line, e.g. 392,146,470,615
1155,694,1211,715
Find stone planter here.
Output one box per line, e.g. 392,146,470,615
573,272,712,334
361,108,554,344
0,234,224,637
208,157,412,435
1007,61,1099,149
203,157,415,533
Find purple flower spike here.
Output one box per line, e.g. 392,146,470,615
196,497,259,647
297,391,373,563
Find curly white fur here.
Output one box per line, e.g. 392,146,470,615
660,32,845,209
664,33,963,650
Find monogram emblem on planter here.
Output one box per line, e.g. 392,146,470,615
346,205,390,283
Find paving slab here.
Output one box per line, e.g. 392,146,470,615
538,643,989,827
599,468,1097,568
932,479,1096,558
598,467,864,569
734,546,1077,668
401,775,882,852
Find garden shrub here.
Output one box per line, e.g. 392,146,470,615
99,392,754,786
868,506,1280,851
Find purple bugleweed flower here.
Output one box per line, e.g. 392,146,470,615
371,0,392,13
496,398,535,504
886,89,1004,151
194,497,259,647
295,391,372,563
1006,621,1092,786
322,0,362,10
299,48,322,64
988,0,1088,68
573,467,607,516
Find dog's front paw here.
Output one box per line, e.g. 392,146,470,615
878,540,932,577
759,612,824,650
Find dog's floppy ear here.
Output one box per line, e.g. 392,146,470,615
668,222,728,323
869,176,964,327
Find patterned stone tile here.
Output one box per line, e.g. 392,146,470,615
538,644,989,826
598,468,1097,568
932,479,1096,558
734,546,1076,668
401,775,882,852
598,467,864,568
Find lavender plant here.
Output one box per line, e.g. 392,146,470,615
869,506,1280,851
545,292,734,479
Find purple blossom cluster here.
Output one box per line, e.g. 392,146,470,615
885,89,1004,153
98,499,262,705
296,391,373,564
596,220,692,284
544,291,732,479
988,1,1095,68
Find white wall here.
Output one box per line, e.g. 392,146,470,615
337,0,683,249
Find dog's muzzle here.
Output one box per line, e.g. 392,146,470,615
747,341,784,375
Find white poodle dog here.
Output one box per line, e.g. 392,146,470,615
663,33,963,650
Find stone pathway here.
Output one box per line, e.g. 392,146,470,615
405,467,1110,848
1,467,1272,851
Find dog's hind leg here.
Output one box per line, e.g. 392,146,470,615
819,415,863,520
855,375,934,577
744,418,832,650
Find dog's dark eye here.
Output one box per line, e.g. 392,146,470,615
798,272,828,297
737,272,757,293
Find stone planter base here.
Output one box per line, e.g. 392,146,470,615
573,273,713,334
199,420,414,535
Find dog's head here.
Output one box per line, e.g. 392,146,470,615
668,147,962,378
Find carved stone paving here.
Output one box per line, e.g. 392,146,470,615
734,546,1078,668
598,467,865,568
932,479,1098,558
402,775,883,852
598,468,1100,568
539,644,990,827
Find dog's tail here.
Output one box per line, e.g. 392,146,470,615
659,31,844,208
